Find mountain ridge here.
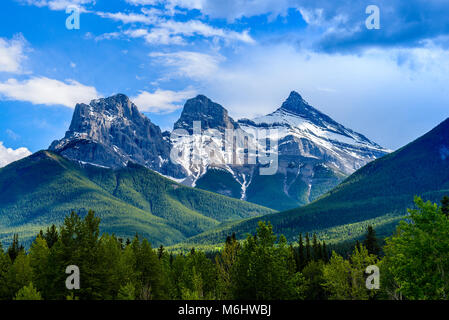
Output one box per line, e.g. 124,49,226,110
48,91,389,211
0,150,274,247
183,117,449,246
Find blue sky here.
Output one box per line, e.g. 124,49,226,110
2,0,449,166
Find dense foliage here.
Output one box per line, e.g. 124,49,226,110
1,195,448,300
0,151,274,247
188,119,449,245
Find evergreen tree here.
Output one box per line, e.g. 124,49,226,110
158,245,165,260
441,195,449,217
7,234,23,262
117,282,136,300
231,222,306,300
312,233,319,261
44,224,59,248
216,233,240,299
298,234,305,271
28,235,50,297
0,243,12,299
363,225,381,256
6,251,33,298
14,282,43,300
305,233,311,263
322,241,329,262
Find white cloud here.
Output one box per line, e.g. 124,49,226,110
116,19,254,45
132,88,196,113
124,27,185,45
125,0,158,5
96,8,162,25
160,0,293,21
150,51,223,79
167,43,449,150
0,35,28,73
0,142,32,168
0,77,100,108
20,0,94,11
160,20,254,43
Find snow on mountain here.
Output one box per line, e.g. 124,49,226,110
49,91,390,211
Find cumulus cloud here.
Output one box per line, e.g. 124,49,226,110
133,0,449,53
19,0,94,11
0,35,28,73
164,42,449,150
132,88,196,113
96,8,162,25
126,0,159,5
0,77,100,108
121,19,254,45
0,142,32,168
150,51,223,80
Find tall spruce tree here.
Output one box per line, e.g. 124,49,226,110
322,241,329,262
298,234,305,270
441,195,449,217
7,234,23,262
363,225,381,256
305,233,311,263
312,234,319,261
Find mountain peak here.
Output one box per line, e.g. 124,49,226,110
278,91,312,114
174,95,238,132
288,90,304,101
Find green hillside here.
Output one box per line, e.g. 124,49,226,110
183,118,449,246
195,164,345,211
0,151,274,247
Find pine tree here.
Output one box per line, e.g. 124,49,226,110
322,241,329,262
0,243,11,299
305,233,311,263
298,234,305,270
441,195,449,217
317,243,323,261
44,224,59,248
14,282,43,300
363,225,380,256
312,233,319,261
7,234,23,262
158,245,165,260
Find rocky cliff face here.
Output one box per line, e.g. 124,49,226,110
49,91,390,211
174,91,390,210
174,95,239,133
49,94,185,177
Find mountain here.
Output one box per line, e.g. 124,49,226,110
175,92,389,210
174,94,239,133
184,117,449,246
49,94,185,178
48,92,388,211
0,151,274,247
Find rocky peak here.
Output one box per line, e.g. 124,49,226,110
278,91,319,117
174,95,239,133
49,94,185,177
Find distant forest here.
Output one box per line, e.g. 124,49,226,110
1,196,448,300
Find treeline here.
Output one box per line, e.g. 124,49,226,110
1,196,449,300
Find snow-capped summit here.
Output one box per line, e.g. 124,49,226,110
238,91,388,175
174,95,239,133
49,91,390,211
